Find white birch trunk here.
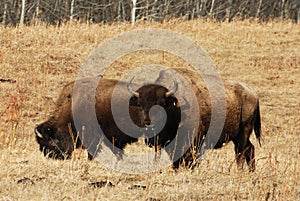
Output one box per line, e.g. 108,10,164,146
131,0,137,26
20,0,26,26
70,0,75,20
35,0,40,25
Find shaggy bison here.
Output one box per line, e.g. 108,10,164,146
154,68,261,172
127,77,181,156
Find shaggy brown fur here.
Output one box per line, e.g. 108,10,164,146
157,68,261,172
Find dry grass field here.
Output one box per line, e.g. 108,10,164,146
0,20,299,200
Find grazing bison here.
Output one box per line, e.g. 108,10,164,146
34,77,181,163
154,68,261,172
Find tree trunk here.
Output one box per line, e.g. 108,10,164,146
117,0,122,22
209,0,215,19
145,0,149,20
152,0,158,21
35,0,40,25
280,0,287,19
70,0,76,20
131,0,137,26
195,0,200,18
256,0,263,18
20,0,26,26
2,0,8,26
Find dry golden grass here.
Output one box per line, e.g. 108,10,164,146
0,20,299,200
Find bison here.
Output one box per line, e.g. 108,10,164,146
34,77,181,164
153,68,261,172
127,77,181,157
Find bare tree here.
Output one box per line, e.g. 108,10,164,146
70,0,75,20
35,0,40,25
131,0,137,26
20,0,26,26
256,0,263,18
2,0,8,26
209,0,215,19
117,0,122,22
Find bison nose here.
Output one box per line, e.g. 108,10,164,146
142,112,151,126
144,119,151,126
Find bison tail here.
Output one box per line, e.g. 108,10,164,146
254,100,262,146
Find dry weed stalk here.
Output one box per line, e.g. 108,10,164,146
1,83,25,146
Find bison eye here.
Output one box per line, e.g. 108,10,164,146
45,127,53,134
129,97,141,107
164,97,178,107
47,128,55,136
41,125,55,137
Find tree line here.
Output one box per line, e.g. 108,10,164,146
1,0,299,26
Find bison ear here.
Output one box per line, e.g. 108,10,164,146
34,123,55,139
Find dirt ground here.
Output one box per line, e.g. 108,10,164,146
0,20,299,200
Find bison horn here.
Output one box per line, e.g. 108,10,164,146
34,126,43,138
127,77,139,97
165,79,178,97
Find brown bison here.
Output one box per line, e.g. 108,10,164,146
127,77,181,156
34,77,181,163
154,68,261,172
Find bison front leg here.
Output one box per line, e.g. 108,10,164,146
107,138,125,160
87,140,103,160
234,143,245,171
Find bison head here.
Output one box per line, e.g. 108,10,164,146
127,77,181,147
34,118,76,160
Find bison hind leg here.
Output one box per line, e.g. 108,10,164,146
245,141,255,172
234,140,256,172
